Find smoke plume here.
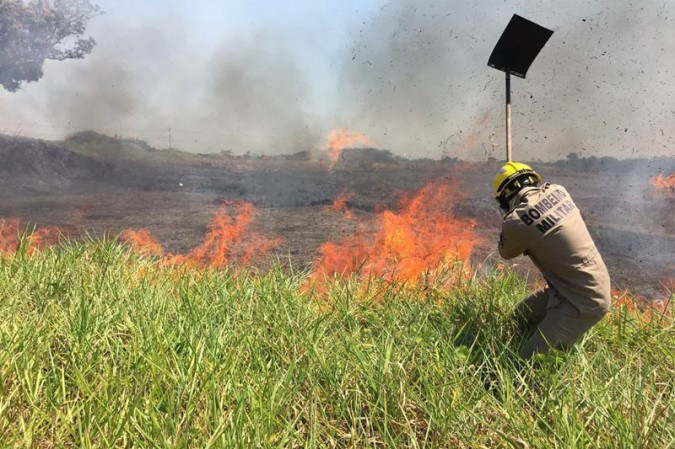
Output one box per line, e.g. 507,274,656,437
1,0,674,160
338,0,675,160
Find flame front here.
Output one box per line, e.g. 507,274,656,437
650,173,675,194
1,218,67,255
325,129,377,171
612,287,672,323
120,229,163,256
308,182,483,288
162,201,282,268
2,202,282,269
0,219,20,253
328,194,355,220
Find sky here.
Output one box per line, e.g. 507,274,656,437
1,0,675,161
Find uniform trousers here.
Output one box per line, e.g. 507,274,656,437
514,288,607,359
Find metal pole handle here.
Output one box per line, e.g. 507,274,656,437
505,71,512,162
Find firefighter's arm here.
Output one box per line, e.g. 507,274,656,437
498,217,530,260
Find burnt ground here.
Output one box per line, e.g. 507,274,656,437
1,134,673,298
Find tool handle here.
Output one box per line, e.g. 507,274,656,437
505,71,512,162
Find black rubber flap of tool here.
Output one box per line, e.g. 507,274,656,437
488,14,553,78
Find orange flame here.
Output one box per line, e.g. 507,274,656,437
325,129,377,171
650,173,675,195
308,182,483,289
2,201,282,270
166,202,282,268
0,219,20,253
122,202,283,269
120,229,163,256
328,194,355,220
0,218,67,255
611,287,672,324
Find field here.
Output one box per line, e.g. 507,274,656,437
1,133,674,297
0,240,673,447
0,133,674,446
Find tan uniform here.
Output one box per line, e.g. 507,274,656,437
499,183,611,358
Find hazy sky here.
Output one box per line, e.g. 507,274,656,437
1,0,674,160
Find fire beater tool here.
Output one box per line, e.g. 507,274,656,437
488,14,553,162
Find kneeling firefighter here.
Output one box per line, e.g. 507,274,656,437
494,162,611,359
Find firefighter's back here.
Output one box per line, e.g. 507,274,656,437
521,183,611,315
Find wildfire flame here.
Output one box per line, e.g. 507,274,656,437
3,202,282,269
0,218,69,255
120,229,163,256
650,173,675,194
308,182,483,289
325,129,377,172
0,219,20,253
328,194,355,220
166,202,282,268
611,288,672,324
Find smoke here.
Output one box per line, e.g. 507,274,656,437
0,19,186,147
201,34,320,154
334,0,674,282
338,0,675,160
339,1,492,158
1,7,321,155
1,0,674,159
45,55,138,131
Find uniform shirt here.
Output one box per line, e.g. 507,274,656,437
499,183,611,315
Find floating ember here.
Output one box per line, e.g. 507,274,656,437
325,129,377,172
308,182,483,289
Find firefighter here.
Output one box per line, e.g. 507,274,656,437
494,162,611,359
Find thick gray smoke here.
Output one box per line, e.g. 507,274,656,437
339,0,675,160
1,0,674,160
0,10,321,155
45,54,138,131
202,34,321,154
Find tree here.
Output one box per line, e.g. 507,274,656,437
0,0,100,92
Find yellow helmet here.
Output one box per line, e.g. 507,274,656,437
493,162,542,199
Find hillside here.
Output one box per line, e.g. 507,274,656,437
0,135,111,193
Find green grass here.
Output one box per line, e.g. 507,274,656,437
0,239,673,448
